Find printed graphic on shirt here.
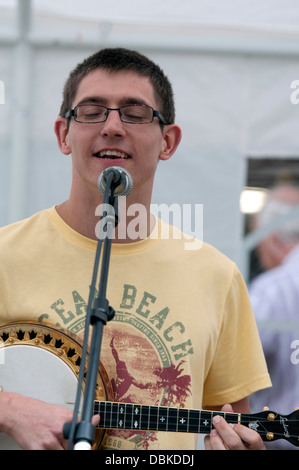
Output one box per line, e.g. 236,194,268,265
38,283,193,450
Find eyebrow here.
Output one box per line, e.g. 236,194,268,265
76,96,150,107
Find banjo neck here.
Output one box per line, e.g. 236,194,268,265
94,399,299,446
94,400,239,434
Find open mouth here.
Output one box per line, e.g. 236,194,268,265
93,150,131,160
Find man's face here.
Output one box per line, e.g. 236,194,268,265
61,69,176,201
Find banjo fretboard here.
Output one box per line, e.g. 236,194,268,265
94,401,239,434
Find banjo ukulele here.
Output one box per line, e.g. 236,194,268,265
1,321,299,449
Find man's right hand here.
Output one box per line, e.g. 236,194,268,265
0,392,99,450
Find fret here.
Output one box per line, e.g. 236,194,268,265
93,400,99,415
110,403,119,429
105,402,112,428
199,410,213,434
125,403,133,429
148,405,158,431
140,404,150,430
189,409,201,433
98,402,105,428
158,406,168,431
178,408,189,432
132,404,141,430
167,407,178,432
212,411,229,425
99,401,108,429
225,412,239,425
210,411,240,427
118,404,126,429
212,411,225,422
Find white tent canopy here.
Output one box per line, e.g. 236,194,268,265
1,0,299,273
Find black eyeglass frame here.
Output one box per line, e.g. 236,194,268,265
65,104,169,125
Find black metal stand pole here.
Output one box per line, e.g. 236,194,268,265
64,172,119,450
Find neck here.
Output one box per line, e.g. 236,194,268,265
56,191,154,244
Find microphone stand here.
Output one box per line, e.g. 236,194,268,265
64,172,119,450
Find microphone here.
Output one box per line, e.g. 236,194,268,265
97,166,133,198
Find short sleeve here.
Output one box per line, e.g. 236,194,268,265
202,265,271,406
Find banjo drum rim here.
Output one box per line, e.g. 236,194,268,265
0,320,113,449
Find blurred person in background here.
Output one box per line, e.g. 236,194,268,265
249,183,299,449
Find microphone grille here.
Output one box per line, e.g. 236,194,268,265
97,166,133,197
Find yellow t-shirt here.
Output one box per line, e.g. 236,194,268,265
0,207,270,450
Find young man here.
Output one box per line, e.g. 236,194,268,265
0,48,270,450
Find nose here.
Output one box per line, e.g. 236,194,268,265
100,109,126,137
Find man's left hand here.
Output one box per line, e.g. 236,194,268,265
204,404,266,450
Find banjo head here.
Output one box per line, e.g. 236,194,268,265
0,321,113,449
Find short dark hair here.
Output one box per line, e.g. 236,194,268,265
59,47,175,125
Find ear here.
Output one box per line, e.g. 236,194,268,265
159,124,182,161
54,118,72,155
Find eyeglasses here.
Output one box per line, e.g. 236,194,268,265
65,104,168,125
